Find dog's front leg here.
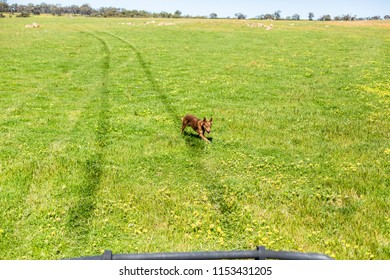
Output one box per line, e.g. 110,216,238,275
198,131,210,142
196,123,209,142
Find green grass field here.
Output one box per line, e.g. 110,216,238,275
0,16,389,260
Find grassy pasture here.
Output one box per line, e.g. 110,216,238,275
0,16,389,259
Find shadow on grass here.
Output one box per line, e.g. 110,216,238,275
182,130,213,145
104,32,181,124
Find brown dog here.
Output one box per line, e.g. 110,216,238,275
181,114,213,142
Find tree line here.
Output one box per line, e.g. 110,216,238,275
0,2,186,18
239,10,388,21
0,1,388,20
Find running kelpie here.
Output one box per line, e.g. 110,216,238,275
181,114,213,142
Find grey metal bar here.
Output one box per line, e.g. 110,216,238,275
64,246,333,260
264,249,333,260
112,249,259,260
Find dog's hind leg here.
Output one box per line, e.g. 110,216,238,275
181,119,188,133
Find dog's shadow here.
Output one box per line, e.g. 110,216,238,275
182,131,213,146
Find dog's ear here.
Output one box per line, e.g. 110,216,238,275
203,117,206,122
210,117,213,123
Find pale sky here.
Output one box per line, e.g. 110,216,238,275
6,0,390,19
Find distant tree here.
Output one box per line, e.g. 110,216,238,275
51,5,63,16
235,13,246,19
335,14,357,21
9,3,17,13
264,13,274,20
99,7,119,17
159,11,172,18
291,14,300,20
209,13,218,19
0,1,9,12
80,4,93,16
308,12,314,21
31,6,40,15
384,15,390,20
319,14,331,21
69,5,80,15
369,15,381,20
173,10,182,18
16,11,30,17
274,10,281,20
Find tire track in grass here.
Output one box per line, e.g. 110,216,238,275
1,27,112,257
0,159,37,257
74,31,244,249
65,29,243,249
66,29,111,238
